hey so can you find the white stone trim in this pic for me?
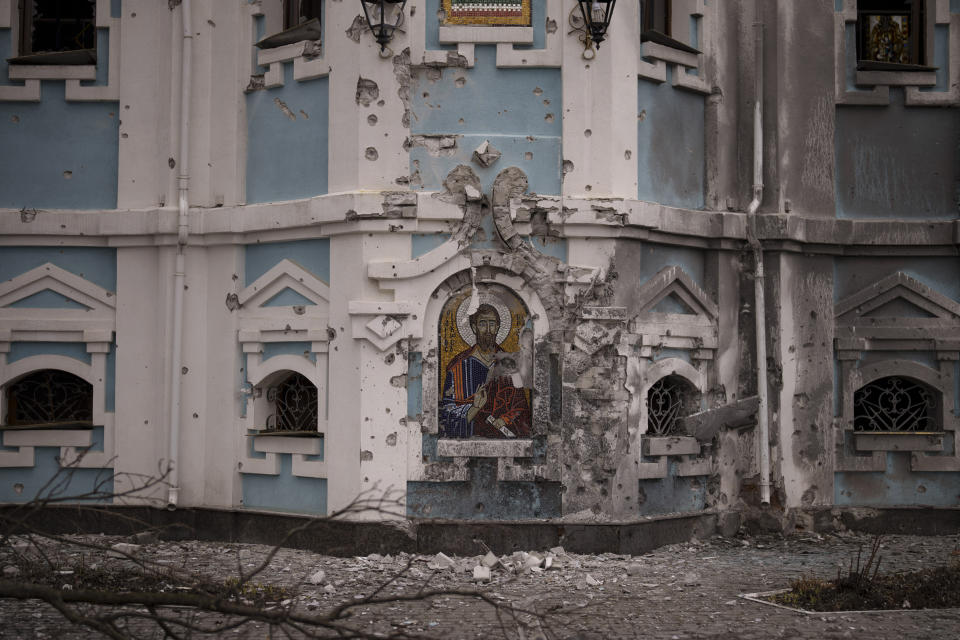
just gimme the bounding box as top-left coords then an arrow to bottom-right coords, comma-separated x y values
439,26 -> 532,44
3,429 -> 93,448
8,65 -> 96,80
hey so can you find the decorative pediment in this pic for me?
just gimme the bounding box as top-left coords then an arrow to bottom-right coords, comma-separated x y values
635,266 -> 718,321
238,259 -> 330,314
836,272 -> 960,327
0,263 -> 116,334
631,266 -> 718,354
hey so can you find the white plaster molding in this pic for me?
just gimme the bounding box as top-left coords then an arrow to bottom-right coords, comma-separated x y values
239,449 -> 281,475
290,453 -> 326,478
254,435 -> 323,455
634,265 -> 719,319
0,262 -> 116,310
437,439 -> 533,458
65,15 -> 120,102
0,78 -> 41,102
641,41 -> 698,68
0,445 -> 34,467
0,0 -> 13,29
495,0 -> 562,68
439,26 -> 532,44
3,429 -> 92,448
238,258 -> 330,308
9,65 -> 96,80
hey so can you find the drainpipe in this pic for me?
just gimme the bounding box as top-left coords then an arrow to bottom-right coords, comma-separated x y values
168,0 -> 193,508
746,19 -> 770,506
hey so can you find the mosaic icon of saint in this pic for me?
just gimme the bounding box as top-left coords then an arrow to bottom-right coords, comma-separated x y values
439,300 -> 532,439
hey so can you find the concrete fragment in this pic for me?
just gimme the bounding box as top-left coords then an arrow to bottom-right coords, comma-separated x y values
131,530 -> 159,545
108,542 -> 141,558
308,569 -> 326,585
427,552 -> 455,570
626,563 -> 644,576
481,551 -> 499,568
464,184 -> 482,201
472,140 -> 501,168
585,574 -> 602,586
523,553 -> 543,569
472,565 -> 491,582
323,583 -> 336,594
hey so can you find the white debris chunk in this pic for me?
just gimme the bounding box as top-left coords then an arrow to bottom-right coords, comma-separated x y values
473,565 -> 491,582
108,542 -> 141,558
427,552 -> 455,570
585,574 -> 602,587
481,551 -> 499,568
308,569 -> 326,585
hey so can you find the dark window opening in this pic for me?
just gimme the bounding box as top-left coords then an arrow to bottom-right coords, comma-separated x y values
19,0 -> 96,56
641,0 -> 671,37
283,0 -> 323,31
853,376 -> 940,432
640,0 -> 700,55
265,372 -> 318,432
856,0 -> 927,67
646,375 -> 698,437
4,369 -> 93,427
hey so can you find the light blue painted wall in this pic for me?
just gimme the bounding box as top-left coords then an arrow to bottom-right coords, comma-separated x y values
834,257 -> 960,302
411,233 -> 450,258
8,342 -> 91,365
639,243 -> 705,287
263,288 -> 315,307
0,447 -> 113,503
407,459 -> 561,519
920,25 -> 950,93
7,290 -> 89,309
530,236 -> 567,262
835,89 -> 958,219
835,452 -> 960,507
410,43 -> 562,196
262,341 -> 316,363
244,238 -> 330,285
0,81 -> 119,209
0,246 -> 117,291
246,64 -> 329,203
241,453 -> 327,514
637,67 -> 705,210
637,462 -> 706,515
407,351 -> 423,418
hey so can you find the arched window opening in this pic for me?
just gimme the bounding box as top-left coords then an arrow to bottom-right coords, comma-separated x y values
853,376 -> 940,432
4,370 -> 93,427
265,372 -> 318,432
646,375 -> 698,436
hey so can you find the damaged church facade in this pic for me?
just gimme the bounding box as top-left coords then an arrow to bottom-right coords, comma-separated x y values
1,0 -> 958,532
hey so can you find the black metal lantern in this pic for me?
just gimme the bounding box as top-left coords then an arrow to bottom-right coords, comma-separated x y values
577,0 -> 617,48
360,0 -> 407,53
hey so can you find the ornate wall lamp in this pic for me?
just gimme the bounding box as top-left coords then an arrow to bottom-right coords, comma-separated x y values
359,0 -> 407,56
577,0 -> 617,49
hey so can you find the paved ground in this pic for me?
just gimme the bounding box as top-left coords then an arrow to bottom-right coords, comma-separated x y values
1,530 -> 958,639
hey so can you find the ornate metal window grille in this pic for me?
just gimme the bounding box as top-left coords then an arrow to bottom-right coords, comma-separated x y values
853,376 -> 939,432
265,372 -> 318,432
646,376 -> 694,436
4,370 -> 93,426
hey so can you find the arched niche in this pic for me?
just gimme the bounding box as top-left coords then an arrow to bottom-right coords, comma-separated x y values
3,369 -> 93,427
414,269 -> 552,463
436,282 -> 533,440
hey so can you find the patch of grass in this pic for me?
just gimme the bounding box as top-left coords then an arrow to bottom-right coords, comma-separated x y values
769,536 -> 960,611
